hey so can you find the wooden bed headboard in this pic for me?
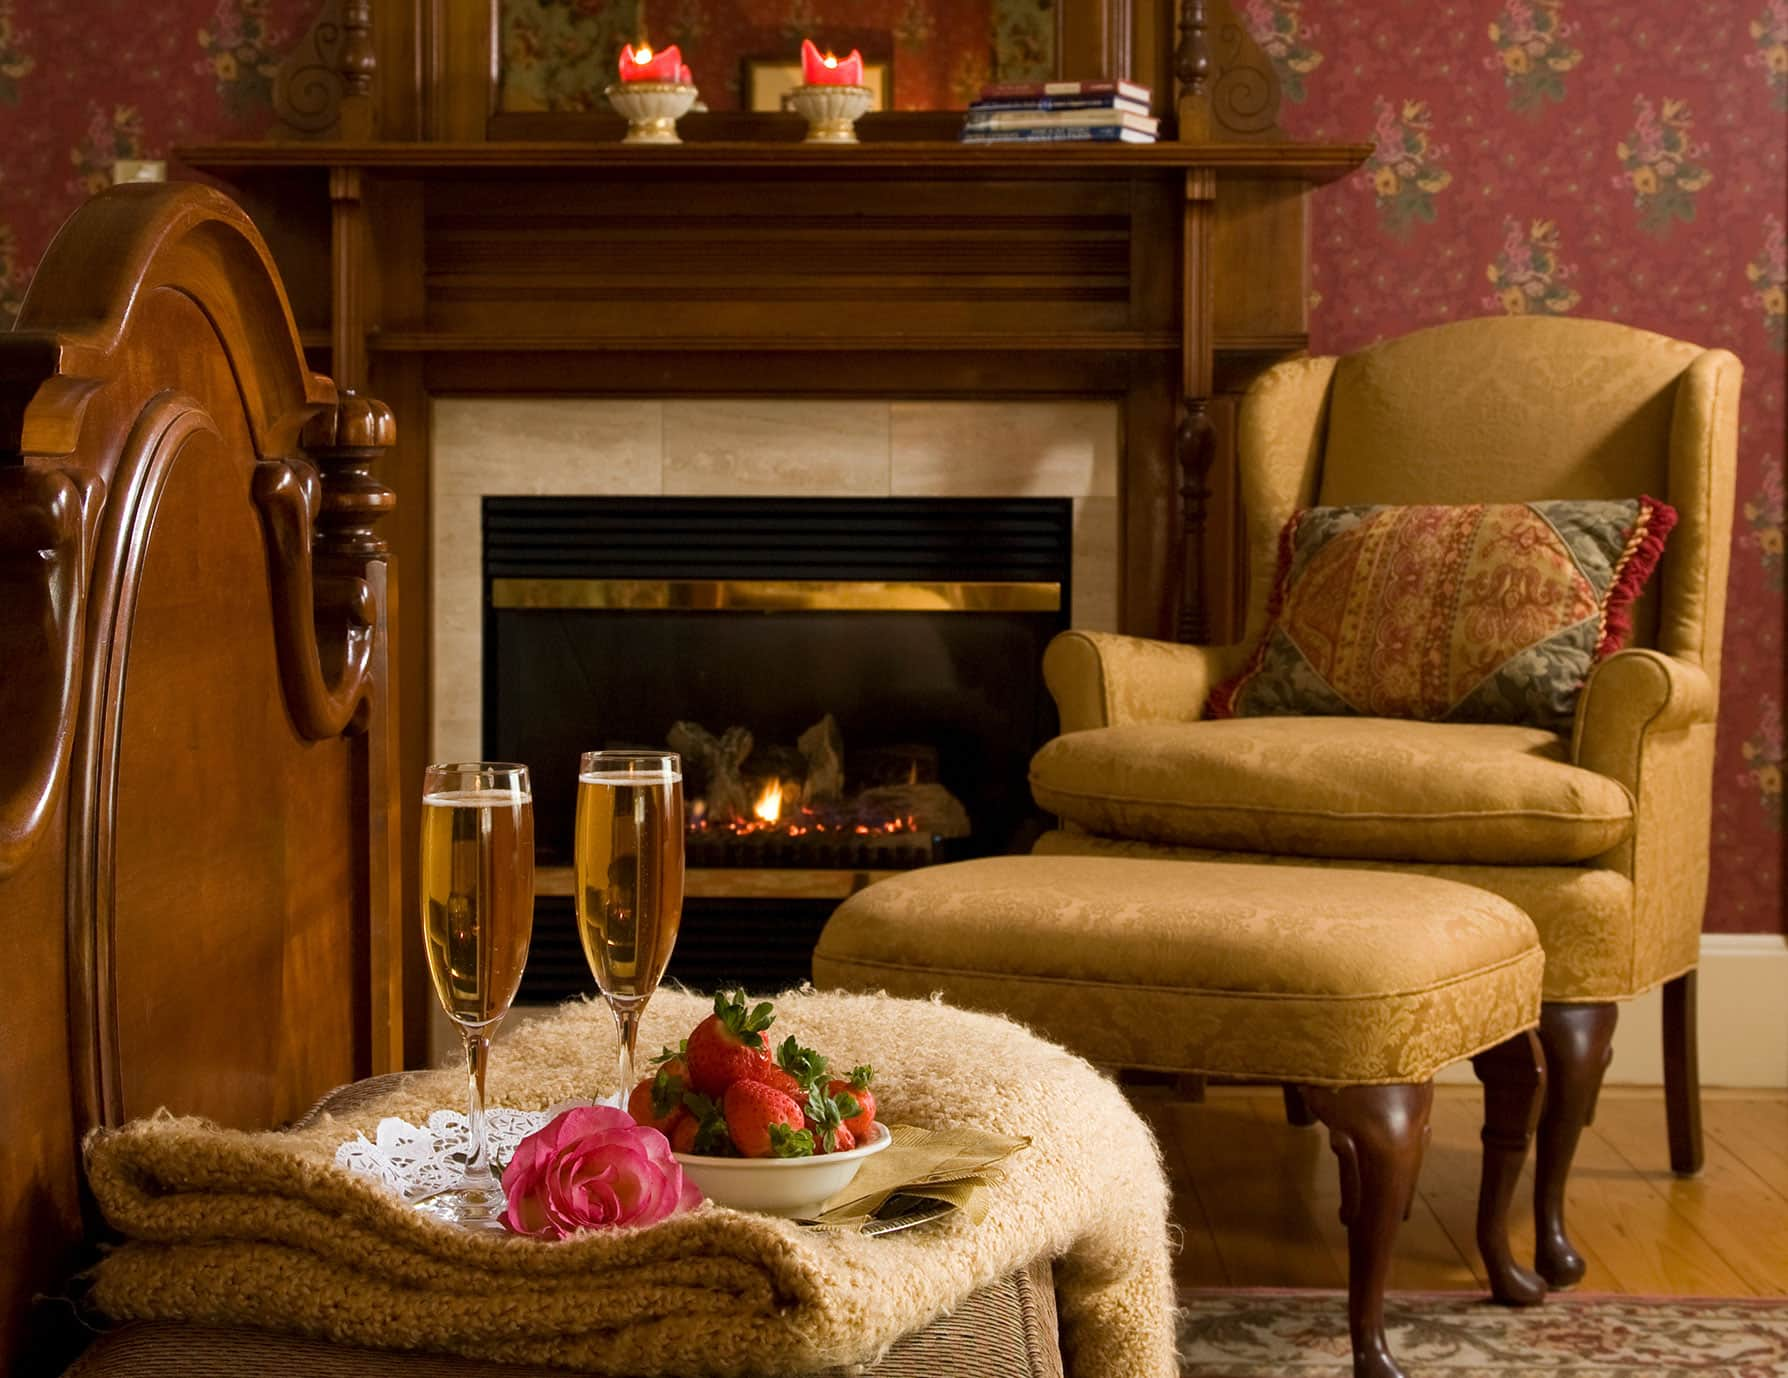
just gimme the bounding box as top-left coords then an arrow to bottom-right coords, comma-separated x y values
0,182 -> 402,1372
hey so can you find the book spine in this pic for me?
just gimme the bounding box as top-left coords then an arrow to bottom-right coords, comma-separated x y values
979,79 -> 1148,101
960,125 -> 1146,144
963,110 -> 1159,132
980,80 -> 1119,98
968,95 -> 1134,113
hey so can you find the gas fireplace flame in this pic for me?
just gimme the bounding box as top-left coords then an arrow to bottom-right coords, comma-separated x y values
753,779 -> 784,824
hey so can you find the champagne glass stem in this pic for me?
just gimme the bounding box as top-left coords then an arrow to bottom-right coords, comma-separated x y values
611,997 -> 646,1104
461,1027 -> 497,1192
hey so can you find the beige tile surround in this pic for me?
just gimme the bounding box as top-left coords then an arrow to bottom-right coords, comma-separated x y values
431,398 -> 1122,762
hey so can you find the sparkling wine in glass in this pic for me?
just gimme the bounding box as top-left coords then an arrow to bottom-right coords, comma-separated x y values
417,762 -> 534,1229
575,751 -> 685,1105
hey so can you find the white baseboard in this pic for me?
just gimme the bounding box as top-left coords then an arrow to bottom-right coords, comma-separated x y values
1438,932 -> 1788,1088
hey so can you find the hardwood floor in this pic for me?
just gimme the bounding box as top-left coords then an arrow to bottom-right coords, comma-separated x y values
1128,1083 -> 1788,1297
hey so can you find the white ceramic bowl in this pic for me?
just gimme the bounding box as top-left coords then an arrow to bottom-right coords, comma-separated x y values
675,1123 -> 891,1218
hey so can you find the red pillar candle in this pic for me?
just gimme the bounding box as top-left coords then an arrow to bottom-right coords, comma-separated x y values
800,38 -> 865,86
618,43 -> 686,83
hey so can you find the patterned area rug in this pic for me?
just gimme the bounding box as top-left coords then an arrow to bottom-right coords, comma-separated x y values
1176,1290 -> 1788,1376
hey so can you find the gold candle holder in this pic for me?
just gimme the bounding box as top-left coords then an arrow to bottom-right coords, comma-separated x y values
605,82 -> 699,144
785,84 -> 875,144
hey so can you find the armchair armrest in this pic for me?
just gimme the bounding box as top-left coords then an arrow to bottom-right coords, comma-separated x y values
1042,630 -> 1245,733
1572,648 -> 1715,783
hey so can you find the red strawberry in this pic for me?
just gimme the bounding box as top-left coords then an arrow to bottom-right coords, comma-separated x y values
673,1092 -> 732,1156
829,1123 -> 856,1154
742,1034 -> 828,1100
686,990 -> 775,1096
802,1083 -> 862,1154
626,1051 -> 693,1133
626,1077 -> 681,1133
722,1080 -> 810,1159
827,1065 -> 877,1140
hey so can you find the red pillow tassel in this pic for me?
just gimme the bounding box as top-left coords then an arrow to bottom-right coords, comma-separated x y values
1596,495 -> 1679,660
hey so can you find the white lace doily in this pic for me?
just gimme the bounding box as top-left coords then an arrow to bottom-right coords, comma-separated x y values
335,1107 -> 563,1201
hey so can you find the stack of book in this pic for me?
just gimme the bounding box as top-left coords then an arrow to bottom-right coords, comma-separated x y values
960,79 -> 1157,145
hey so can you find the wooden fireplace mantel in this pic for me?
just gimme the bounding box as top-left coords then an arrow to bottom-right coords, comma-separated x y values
173,0 -> 1368,1062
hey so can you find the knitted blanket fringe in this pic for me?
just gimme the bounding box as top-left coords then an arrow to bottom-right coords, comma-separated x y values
85,989 -> 1176,1378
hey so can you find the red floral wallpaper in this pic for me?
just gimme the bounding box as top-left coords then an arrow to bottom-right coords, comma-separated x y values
495,0 -> 1055,112
0,0 -> 1780,931
1246,0 -> 1786,935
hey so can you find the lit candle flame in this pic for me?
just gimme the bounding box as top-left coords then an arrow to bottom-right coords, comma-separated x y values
753,780 -> 784,824
823,53 -> 838,67
634,44 -> 653,61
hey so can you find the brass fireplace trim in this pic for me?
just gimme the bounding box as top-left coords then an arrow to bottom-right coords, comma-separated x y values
490,578 -> 1062,613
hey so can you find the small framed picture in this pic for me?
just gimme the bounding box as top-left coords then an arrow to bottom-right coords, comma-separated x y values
743,58 -> 892,113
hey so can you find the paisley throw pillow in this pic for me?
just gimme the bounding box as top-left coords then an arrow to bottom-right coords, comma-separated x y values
1207,498 -> 1677,732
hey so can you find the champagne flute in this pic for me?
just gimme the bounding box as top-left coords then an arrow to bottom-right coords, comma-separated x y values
417,762 -> 535,1229
575,750 -> 685,1105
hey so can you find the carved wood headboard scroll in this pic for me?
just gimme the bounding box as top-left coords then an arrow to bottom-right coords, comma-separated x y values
0,182 -> 401,1372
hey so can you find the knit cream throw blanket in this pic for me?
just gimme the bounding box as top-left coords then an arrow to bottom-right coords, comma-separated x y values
86,989 -> 1176,1377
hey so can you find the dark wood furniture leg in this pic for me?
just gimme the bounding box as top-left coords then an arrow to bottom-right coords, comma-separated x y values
1303,1082 -> 1434,1378
1534,1001 -> 1617,1288
1470,1031 -> 1549,1306
1663,971 -> 1704,1176
1283,1084 -> 1317,1126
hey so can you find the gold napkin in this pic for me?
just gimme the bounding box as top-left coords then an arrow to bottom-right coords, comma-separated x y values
805,1125 -> 1030,1232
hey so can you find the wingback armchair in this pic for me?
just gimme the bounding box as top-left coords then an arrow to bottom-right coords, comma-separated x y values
1030,316 -> 1740,1289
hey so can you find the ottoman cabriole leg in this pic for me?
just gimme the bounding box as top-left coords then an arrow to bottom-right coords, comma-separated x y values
1302,1081 -> 1435,1378
1534,1001 -> 1618,1289
1470,1030 -> 1549,1306
1282,1084 -> 1317,1126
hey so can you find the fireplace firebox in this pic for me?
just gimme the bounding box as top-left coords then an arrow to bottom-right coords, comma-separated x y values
484,496 -> 1072,998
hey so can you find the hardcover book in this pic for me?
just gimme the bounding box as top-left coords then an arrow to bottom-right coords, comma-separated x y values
963,109 -> 1161,134
978,79 -> 1152,103
959,125 -> 1157,144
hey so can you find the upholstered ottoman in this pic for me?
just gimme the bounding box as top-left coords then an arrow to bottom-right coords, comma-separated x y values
814,856 -> 1550,1378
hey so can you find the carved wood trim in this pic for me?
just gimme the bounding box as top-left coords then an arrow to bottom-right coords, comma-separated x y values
1174,0 -> 1283,141
253,391 -> 395,740
71,397 -> 227,1128
272,0 -> 377,140
0,464 -> 103,878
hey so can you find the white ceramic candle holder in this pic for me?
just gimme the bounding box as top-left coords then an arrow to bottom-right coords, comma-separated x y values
786,84 -> 875,144
605,82 -> 698,144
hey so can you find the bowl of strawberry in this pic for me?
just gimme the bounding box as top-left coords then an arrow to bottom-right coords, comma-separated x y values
625,990 -> 889,1218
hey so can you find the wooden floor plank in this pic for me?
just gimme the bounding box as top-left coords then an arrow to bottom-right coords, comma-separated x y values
1128,1086 -> 1785,1298
1589,1095 -> 1788,1296
1243,1089 -> 1482,1293
1131,1089 -> 1228,1288
1702,1099 -> 1788,1199
1173,1090 -> 1346,1289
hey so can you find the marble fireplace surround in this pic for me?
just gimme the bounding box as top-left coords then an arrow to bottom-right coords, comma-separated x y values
430,397 -> 1122,763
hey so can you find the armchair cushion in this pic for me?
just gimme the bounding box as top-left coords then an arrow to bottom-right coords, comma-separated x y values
1030,717 -> 1633,865
1209,497 -> 1677,731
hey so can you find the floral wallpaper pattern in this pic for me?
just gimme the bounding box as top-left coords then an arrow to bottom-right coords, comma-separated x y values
497,0 -> 1053,112
0,0 -> 1778,933
1486,0 -> 1581,113
1254,0 -> 1786,934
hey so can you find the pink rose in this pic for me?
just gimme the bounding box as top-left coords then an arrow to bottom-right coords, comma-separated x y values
502,1105 -> 701,1239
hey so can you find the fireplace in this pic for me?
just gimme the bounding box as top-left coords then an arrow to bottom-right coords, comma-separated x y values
483,495 -> 1071,997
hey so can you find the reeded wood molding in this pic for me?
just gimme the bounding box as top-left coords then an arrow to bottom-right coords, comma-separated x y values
175,139 -> 1371,181
254,390 -> 396,740
0,464 -> 103,877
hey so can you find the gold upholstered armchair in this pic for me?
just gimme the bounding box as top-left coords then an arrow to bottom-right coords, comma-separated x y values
1030,316 -> 1740,1290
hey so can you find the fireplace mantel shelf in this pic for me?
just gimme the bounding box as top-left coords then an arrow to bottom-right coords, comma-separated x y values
178,139 -> 1371,182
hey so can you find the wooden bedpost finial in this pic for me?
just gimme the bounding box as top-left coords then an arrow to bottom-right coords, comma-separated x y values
302,389 -> 396,565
